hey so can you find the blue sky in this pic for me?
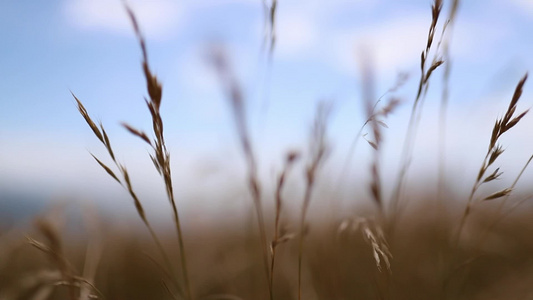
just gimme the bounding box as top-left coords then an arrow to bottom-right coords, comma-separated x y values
1,0 -> 533,218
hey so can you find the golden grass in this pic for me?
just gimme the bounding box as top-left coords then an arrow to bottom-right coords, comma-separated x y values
454,73 -> 529,249
297,102 -> 331,300
389,0 -> 448,226
3,205 -> 533,299
2,0 -> 533,299
209,46 -> 273,300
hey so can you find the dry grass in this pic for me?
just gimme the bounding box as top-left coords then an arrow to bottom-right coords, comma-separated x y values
2,1 -> 533,300
389,0 -> 447,225
209,46 -> 273,300
73,5 -> 192,300
297,102 -> 331,300
2,205 -> 533,300
270,151 -> 299,297
454,73 -> 529,249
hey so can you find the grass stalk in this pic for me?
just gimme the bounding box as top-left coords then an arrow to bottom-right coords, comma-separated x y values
270,152 -> 299,298
297,103 -> 330,300
123,6 -> 193,299
389,0 -> 445,227
437,0 -> 460,206
74,95 -> 185,298
472,153 -> 533,253
452,73 -> 529,249
210,48 -> 273,300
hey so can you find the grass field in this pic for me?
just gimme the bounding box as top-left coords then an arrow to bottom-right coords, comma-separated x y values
2,0 -> 533,299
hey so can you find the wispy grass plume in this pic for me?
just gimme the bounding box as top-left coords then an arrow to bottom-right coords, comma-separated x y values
453,73 -> 530,248
73,5 -> 193,299
209,46 -> 273,300
270,151 -> 299,297
123,6 -> 192,299
389,0 -> 446,225
297,102 -> 331,300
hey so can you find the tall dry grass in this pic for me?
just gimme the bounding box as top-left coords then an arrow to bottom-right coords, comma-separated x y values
73,5 -> 192,300
389,0 -> 449,228
2,1 -> 533,300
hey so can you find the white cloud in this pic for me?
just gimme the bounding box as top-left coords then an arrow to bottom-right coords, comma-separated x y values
510,0 -> 533,14
327,11 -> 511,76
266,0 -> 385,61
177,46 -> 220,94
276,13 -> 320,57
331,15 -> 429,75
270,0 -> 373,60
254,3 -> 433,73
176,42 -> 257,92
451,19 -> 510,63
63,0 -> 184,39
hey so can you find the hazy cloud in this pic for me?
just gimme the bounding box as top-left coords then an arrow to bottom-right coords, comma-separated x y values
63,0 -> 184,39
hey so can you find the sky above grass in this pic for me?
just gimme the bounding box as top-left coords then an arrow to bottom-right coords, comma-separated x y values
1,0 -> 533,218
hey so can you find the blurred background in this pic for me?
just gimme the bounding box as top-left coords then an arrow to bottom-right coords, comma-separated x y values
3,1 -> 533,299
1,0 -> 533,224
